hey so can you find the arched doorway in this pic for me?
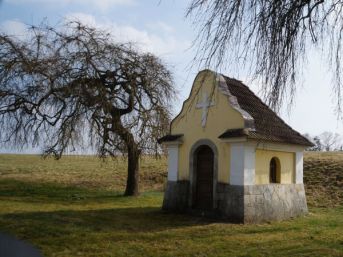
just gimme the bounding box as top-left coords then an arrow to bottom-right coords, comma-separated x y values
193,145 -> 214,210
269,157 -> 281,183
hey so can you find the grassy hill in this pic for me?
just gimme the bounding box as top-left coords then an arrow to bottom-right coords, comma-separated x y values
0,152 -> 342,256
0,152 -> 341,207
304,152 -> 343,207
0,154 -> 167,192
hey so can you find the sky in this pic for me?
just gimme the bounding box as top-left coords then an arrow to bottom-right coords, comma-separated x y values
0,0 -> 342,153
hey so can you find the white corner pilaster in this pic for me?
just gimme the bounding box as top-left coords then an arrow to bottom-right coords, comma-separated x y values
295,151 -> 303,184
244,144 -> 255,185
230,143 -> 256,185
167,144 -> 179,181
230,143 -> 245,185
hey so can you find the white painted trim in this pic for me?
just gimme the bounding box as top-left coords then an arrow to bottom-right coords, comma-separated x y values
230,143 -> 256,185
295,152 -> 304,184
167,145 -> 179,181
216,74 -> 255,130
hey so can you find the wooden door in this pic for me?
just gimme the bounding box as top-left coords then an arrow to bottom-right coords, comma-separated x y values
194,145 -> 214,210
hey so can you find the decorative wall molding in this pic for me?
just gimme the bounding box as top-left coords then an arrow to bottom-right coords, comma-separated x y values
253,141 -> 307,152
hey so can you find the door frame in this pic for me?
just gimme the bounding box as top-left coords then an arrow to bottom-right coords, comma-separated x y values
189,139 -> 218,210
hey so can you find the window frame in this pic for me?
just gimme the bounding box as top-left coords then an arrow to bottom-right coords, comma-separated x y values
269,157 -> 281,184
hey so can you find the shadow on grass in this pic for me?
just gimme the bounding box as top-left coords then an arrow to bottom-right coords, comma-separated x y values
0,179 -> 126,203
0,179 -> 211,237
2,179 -> 340,237
0,207 -> 211,236
2,206 -> 341,257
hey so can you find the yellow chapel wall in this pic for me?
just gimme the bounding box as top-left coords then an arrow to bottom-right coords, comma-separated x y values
255,149 -> 295,184
171,70 -> 244,183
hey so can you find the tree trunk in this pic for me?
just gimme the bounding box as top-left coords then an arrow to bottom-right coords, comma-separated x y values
124,145 -> 140,196
111,117 -> 140,196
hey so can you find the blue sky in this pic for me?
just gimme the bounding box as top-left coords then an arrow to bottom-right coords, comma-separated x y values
0,0 -> 342,143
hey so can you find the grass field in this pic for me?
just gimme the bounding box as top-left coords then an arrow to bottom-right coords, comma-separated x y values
304,152 -> 343,207
0,152 -> 342,257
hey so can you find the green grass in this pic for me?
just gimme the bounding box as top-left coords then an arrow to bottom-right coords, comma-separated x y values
0,154 -> 167,192
0,153 -> 342,256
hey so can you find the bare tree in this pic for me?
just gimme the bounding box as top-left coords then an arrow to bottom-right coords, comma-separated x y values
311,136 -> 323,151
0,21 -> 175,196
319,131 -> 342,151
187,0 -> 343,114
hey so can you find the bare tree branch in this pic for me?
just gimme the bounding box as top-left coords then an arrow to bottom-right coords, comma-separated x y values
0,21 -> 175,196
187,0 -> 343,115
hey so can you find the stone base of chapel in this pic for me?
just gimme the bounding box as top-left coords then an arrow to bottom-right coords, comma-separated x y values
162,181 -> 308,223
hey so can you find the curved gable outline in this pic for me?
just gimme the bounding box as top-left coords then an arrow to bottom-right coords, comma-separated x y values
216,74 -> 256,130
170,69 -> 215,132
170,69 -> 255,134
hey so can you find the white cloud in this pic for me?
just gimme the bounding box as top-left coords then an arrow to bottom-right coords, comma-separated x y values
65,13 -> 191,57
5,0 -> 136,10
0,19 -> 28,39
0,14 -> 191,57
147,21 -> 175,34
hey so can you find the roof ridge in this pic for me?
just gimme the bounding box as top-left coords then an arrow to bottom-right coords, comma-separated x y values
222,74 -> 313,146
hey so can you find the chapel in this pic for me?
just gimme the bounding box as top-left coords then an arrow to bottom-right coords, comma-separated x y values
158,70 -> 314,223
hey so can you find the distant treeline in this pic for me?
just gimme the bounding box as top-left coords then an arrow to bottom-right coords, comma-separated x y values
304,132 -> 343,151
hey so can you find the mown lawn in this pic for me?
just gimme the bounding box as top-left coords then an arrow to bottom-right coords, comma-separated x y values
0,153 -> 342,257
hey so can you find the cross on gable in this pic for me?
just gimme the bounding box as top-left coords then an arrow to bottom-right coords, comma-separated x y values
196,92 -> 215,127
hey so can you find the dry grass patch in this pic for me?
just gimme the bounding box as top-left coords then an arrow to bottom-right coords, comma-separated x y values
304,152 -> 343,207
0,154 -> 167,192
